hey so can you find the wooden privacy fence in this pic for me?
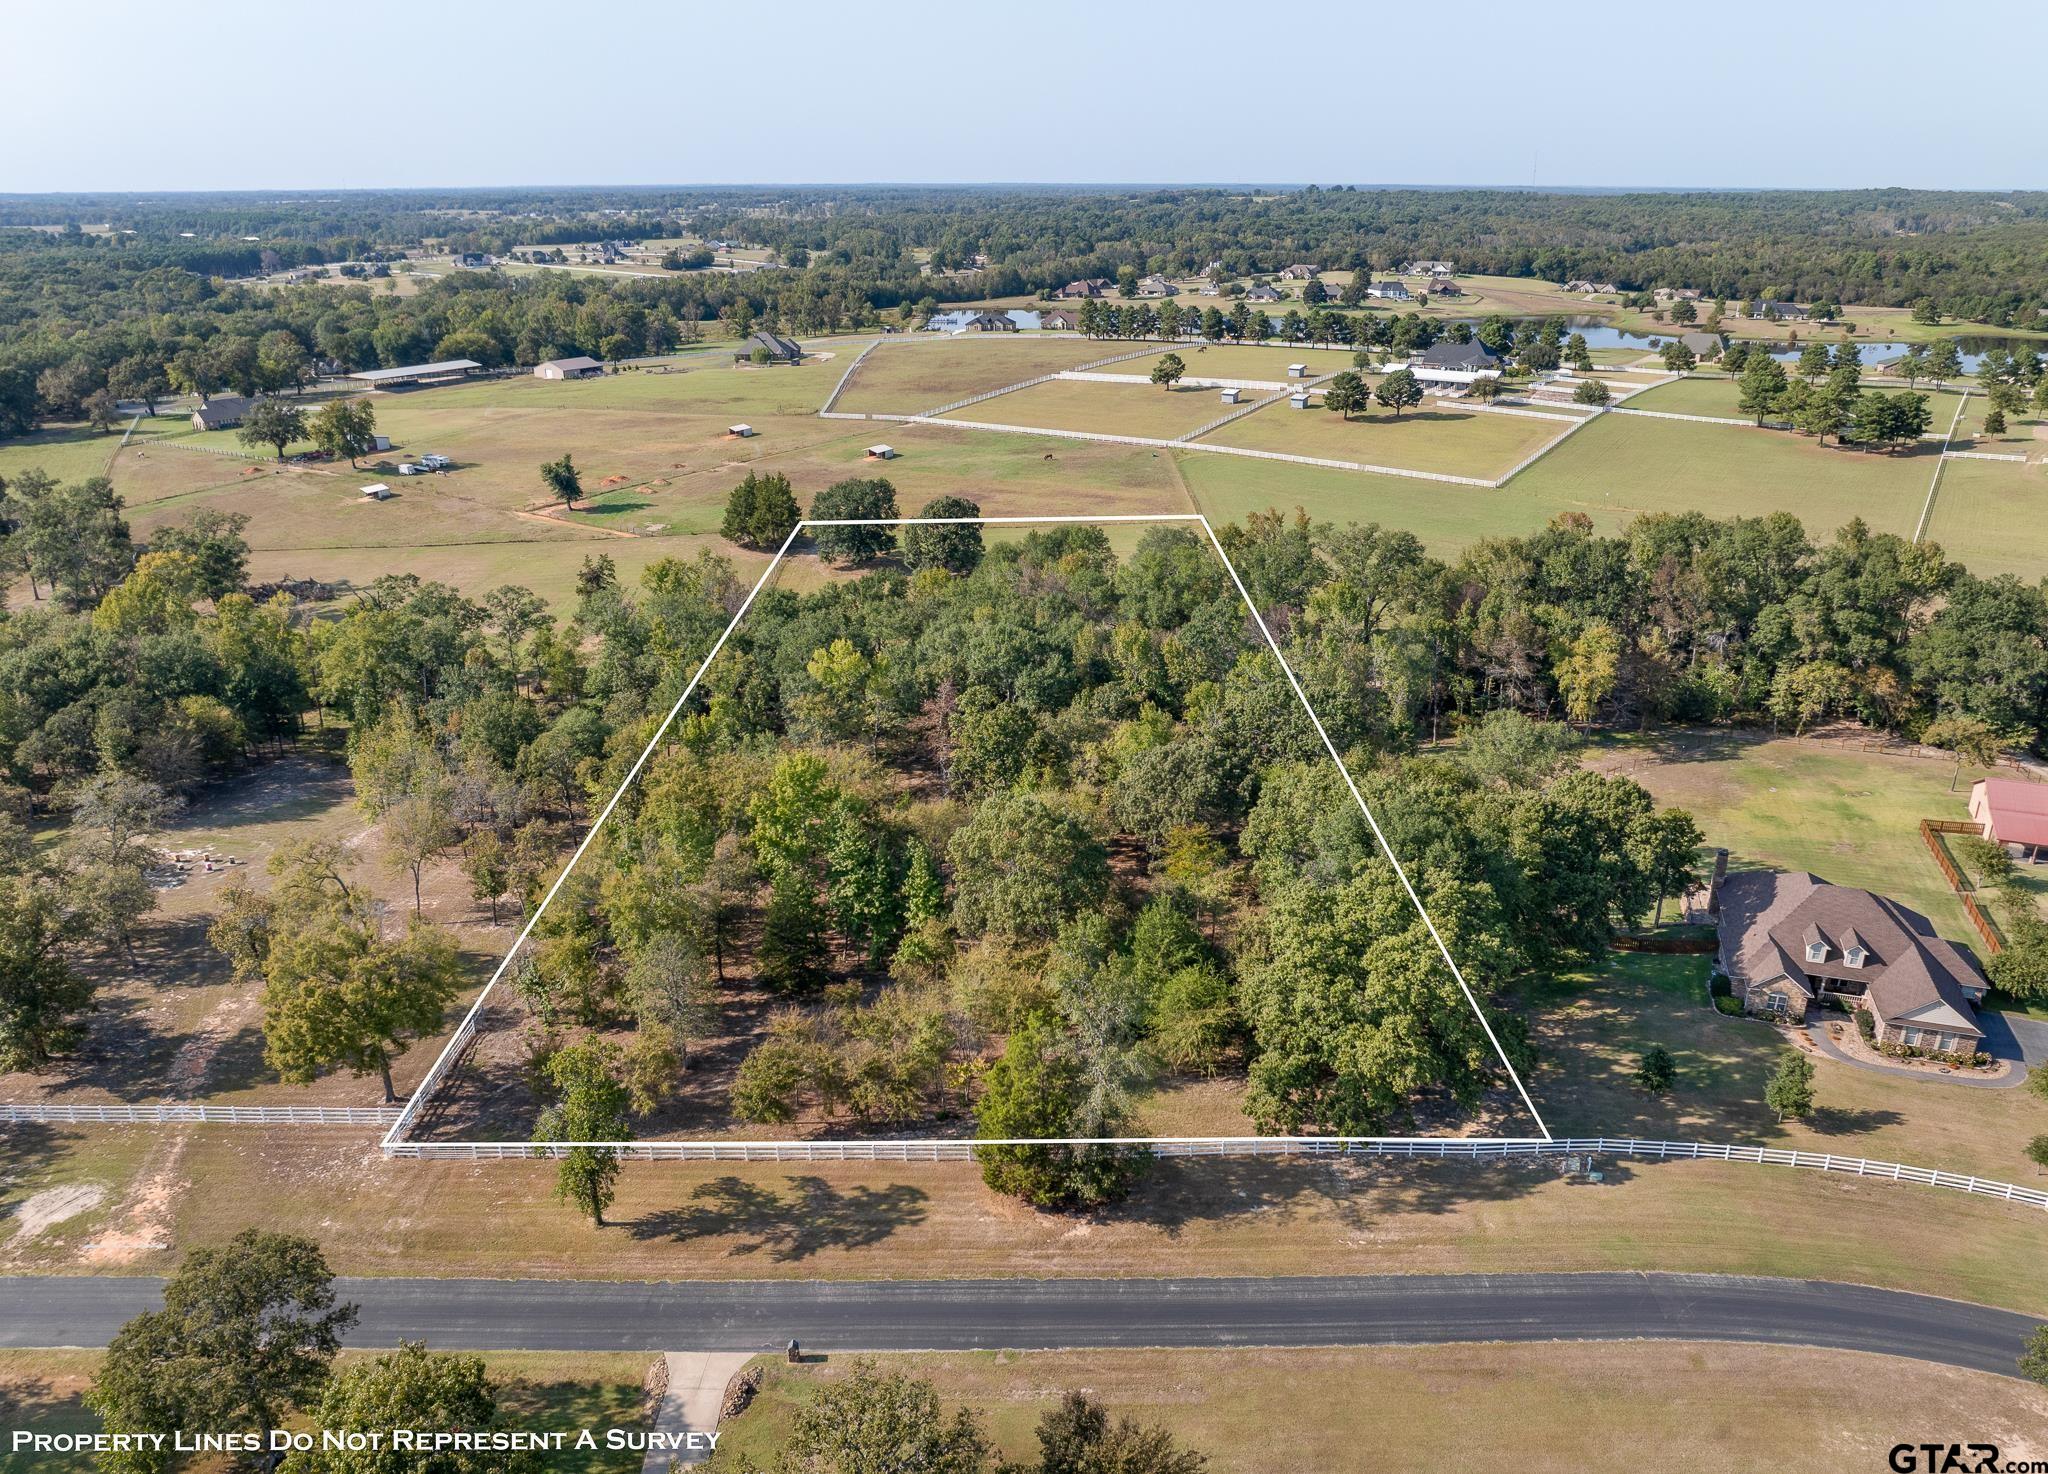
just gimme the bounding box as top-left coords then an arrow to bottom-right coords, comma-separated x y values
1919,818 -> 2005,955
2,1103 -> 402,1126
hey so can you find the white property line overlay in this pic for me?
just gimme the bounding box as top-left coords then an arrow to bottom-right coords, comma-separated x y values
383,512 -> 1550,1154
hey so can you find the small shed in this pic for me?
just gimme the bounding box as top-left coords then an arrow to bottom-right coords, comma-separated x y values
1289,391 -> 1311,409
1287,363 -> 1308,378
1219,387 -> 1242,404
865,444 -> 897,460
360,483 -> 392,500
728,423 -> 755,438
370,435 -> 392,452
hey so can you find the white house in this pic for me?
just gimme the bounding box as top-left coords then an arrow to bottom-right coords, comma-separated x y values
1407,340 -> 1504,388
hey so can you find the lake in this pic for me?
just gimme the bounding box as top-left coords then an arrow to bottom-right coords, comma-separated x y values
1549,321 -> 2013,375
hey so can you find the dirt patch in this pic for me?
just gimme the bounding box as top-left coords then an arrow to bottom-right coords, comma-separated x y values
82,1154 -> 186,1265
7,1184 -> 107,1243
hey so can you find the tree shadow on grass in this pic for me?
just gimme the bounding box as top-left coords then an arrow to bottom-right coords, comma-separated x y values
625,1174 -> 929,1261
1116,1152 -> 1557,1239
1801,1104 -> 1905,1137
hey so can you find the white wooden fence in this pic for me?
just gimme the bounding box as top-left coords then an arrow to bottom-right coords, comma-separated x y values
2,1102 -> 402,1126
375,1132 -> 2048,1209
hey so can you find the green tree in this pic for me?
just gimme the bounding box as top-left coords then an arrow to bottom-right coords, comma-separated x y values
1659,341 -> 1697,376
282,1342 -> 535,1474
1920,714 -> 2002,791
948,792 -> 1110,941
0,871 -> 95,1072
1323,370 -> 1369,420
720,469 -> 801,550
1925,339 -> 1963,386
1984,407 -> 2007,436
1635,1044 -> 1676,1092
309,397 -> 378,468
1036,1391 -> 1208,1474
1373,367 -> 1423,417
88,1231 -> 357,1472
261,916 -> 464,1100
1737,355 -> 1789,425
2028,1136 -> 2048,1175
540,452 -> 582,508
1149,352 -> 1185,390
236,400 -> 308,461
809,476 -> 899,564
534,1040 -> 632,1225
1573,378 -> 1612,406
1633,808 -> 1704,926
1765,1049 -> 1815,1122
975,1014 -> 1143,1209
2022,1325 -> 2048,1388
901,494 -> 985,575
783,1360 -> 991,1474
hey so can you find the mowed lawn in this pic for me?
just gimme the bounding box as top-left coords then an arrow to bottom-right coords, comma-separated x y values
1587,728 -> 2000,943
1505,412 -> 1935,542
1923,457 -> 2048,580
1111,343 -> 1360,383
0,421 -> 124,485
939,378 -> 1231,440
832,337 -> 1112,414
1178,452 -> 1571,553
1626,374 -> 1971,428
1201,399 -> 1572,480
1526,949 -> 2048,1184
713,1345 -> 2048,1474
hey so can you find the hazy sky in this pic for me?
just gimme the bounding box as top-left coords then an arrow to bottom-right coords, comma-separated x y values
4,0 -> 2044,194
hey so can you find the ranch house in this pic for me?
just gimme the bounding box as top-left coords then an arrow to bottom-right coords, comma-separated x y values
1408,340 -> 1502,388
190,395 -> 256,431
1715,870 -> 1988,1053
735,331 -> 804,364
1364,280 -> 1412,301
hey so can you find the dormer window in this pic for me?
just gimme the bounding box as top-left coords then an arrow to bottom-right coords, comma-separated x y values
1806,942 -> 1828,964
1845,946 -> 1867,968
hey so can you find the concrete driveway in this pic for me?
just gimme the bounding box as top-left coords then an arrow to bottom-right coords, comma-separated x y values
1804,1005 -> 2044,1090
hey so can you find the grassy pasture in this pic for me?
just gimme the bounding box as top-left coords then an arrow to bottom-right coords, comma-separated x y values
0,420 -> 126,486
3,1125 -> 2033,1312
713,1345 -> 2048,1474
1506,412 -> 1935,542
1526,949 -> 2048,1184
1178,453 -> 1571,553
1922,456 -> 2048,580
1201,398 -> 1571,480
940,378 -> 1235,440
832,337 -> 1112,414
1587,728 -> 1998,943
1625,375 -> 1971,425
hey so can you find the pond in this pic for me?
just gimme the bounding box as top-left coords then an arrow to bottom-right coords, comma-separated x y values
1544,321 -> 2017,375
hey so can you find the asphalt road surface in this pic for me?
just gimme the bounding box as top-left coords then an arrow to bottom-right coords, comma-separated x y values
1,1273 -> 2036,1378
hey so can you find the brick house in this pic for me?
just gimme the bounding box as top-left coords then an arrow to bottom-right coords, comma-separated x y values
1715,870 -> 1988,1052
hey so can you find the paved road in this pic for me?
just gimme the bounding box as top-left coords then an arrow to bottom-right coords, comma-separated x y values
0,1274 -> 2037,1378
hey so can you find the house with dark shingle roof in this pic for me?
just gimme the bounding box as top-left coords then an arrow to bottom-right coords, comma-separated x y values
734,331 -> 803,365
1714,870 -> 1988,1051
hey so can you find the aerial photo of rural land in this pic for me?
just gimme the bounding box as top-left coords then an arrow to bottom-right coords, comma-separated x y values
3,2 -> 2048,1470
